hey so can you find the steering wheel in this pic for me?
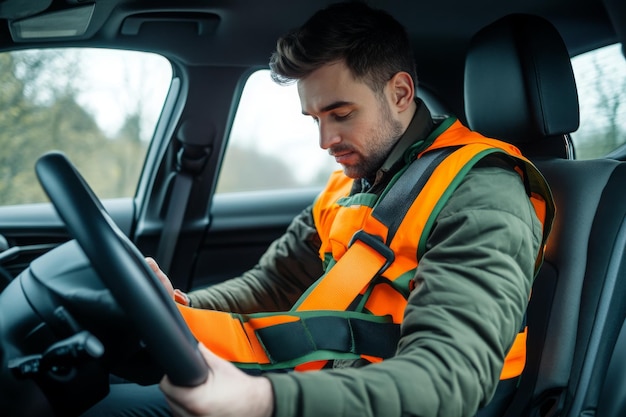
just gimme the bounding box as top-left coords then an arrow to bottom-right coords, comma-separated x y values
35,151 -> 209,387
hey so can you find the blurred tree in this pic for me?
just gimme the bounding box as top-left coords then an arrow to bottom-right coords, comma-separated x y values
0,51 -> 64,204
104,113 -> 147,197
0,49 -> 147,204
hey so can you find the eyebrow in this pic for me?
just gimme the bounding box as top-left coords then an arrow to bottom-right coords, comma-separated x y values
302,100 -> 354,116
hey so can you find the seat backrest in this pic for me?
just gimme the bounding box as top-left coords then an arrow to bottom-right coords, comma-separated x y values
465,13 -> 626,417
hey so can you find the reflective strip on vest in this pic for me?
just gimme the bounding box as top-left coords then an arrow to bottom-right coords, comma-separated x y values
176,307 -> 400,370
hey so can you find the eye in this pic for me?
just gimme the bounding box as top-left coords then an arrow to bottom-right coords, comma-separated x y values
333,112 -> 352,121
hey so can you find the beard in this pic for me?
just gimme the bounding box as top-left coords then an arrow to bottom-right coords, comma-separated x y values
337,99 -> 404,179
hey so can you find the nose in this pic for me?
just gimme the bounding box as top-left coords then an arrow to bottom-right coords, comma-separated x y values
318,121 -> 341,150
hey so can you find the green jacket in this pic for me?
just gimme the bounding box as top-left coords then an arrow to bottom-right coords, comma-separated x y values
189,101 -> 545,417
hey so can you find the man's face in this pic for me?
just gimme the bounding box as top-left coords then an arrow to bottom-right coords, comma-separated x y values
297,61 -> 404,179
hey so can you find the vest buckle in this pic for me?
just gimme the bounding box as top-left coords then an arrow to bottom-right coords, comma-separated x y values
348,230 -> 395,274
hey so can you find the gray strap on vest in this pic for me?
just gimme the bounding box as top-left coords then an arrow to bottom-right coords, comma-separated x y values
372,147 -> 457,244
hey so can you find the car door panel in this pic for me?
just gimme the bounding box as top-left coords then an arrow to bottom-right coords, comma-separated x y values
190,187 -> 319,290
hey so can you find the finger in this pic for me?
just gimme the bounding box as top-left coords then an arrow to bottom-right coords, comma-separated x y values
145,257 -> 160,272
145,257 -> 175,297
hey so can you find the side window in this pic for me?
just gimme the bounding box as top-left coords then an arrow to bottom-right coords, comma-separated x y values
570,44 -> 626,159
0,48 -> 171,205
217,70 -> 338,193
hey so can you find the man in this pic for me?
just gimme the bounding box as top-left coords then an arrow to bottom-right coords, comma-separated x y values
87,2 -> 553,416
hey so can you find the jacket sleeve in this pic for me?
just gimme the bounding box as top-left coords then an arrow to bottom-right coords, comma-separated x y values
265,162 -> 544,417
187,206 -> 324,313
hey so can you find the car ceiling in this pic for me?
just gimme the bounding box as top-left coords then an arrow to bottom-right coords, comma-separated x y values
0,0 -> 622,117
0,0 -> 618,57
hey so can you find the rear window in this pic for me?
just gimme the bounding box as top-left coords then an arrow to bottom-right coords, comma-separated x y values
217,70 -> 337,193
570,43 -> 626,159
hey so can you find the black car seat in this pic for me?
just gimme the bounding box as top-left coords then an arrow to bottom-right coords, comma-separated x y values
465,13 -> 626,417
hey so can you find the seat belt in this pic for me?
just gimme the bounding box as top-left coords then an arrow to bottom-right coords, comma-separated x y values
156,171 -> 193,275
156,122 -> 212,276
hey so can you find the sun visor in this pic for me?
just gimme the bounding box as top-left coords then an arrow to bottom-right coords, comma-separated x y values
9,4 -> 94,41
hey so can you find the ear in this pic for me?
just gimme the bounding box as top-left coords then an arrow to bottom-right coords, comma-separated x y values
387,71 -> 415,112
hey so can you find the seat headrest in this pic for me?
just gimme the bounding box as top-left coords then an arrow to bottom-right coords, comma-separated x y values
464,14 -> 580,148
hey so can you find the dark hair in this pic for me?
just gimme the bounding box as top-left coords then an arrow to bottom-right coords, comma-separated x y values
269,1 -> 417,93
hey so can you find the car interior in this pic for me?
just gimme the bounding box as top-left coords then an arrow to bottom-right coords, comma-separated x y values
0,0 -> 624,416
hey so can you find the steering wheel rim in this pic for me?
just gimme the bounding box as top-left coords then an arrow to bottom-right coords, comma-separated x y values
35,151 -> 209,387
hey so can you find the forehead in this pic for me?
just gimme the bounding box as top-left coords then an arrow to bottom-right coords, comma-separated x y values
297,61 -> 376,114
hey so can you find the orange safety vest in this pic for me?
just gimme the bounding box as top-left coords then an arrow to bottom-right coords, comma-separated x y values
177,118 -> 555,379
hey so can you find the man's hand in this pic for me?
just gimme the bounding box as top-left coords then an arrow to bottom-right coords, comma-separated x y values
160,343 -> 274,417
146,257 -> 175,299
146,257 -> 193,305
